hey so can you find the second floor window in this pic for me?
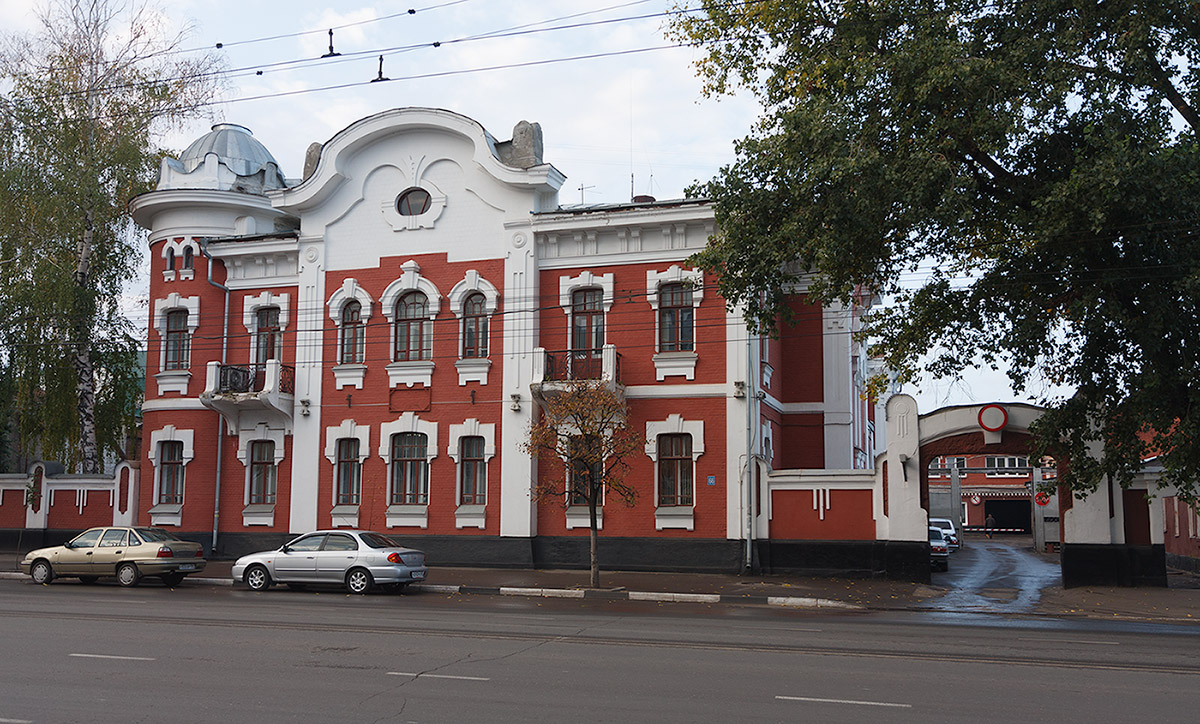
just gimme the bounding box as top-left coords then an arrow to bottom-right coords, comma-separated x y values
249,441 -> 277,504
571,289 -> 604,378
159,440 -> 184,505
165,310 -> 190,370
394,292 -> 431,361
658,434 -> 693,506
390,432 -> 429,505
340,301 -> 365,364
461,292 -> 488,358
336,438 -> 361,505
459,436 -> 486,505
256,307 -> 282,364
659,283 -> 694,352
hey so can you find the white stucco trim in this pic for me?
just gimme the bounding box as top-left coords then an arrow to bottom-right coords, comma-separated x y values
448,418 -> 495,530
326,277 -> 375,323
645,265 -> 704,309
152,292 -> 201,376
323,419 -> 371,465
236,423 -> 286,527
378,412 -> 439,462
379,260 -> 443,319
645,414 -> 704,531
147,425 -> 194,527
558,271 -> 614,312
241,290 -> 291,335
447,270 -> 500,316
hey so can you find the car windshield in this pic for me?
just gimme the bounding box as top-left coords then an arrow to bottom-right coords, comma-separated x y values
360,532 -> 399,549
929,528 -> 945,541
134,528 -> 182,542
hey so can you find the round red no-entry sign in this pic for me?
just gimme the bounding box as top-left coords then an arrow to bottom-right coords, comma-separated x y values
978,404 -> 1008,432
1034,491 -> 1051,506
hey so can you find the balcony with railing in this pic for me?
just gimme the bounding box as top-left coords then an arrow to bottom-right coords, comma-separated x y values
200,359 -> 296,432
531,345 -> 623,402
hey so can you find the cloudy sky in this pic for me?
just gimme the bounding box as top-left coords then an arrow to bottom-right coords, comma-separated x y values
1,0 -> 1063,410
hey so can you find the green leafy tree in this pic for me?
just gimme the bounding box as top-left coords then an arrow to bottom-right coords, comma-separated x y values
523,380 -> 645,588
669,0 -> 1200,498
0,0 -> 221,472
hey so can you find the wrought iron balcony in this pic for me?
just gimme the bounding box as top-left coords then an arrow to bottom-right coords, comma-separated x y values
531,345 -> 623,403
200,359 -> 296,433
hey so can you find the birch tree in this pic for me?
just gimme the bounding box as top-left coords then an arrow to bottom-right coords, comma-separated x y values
0,0 -> 221,472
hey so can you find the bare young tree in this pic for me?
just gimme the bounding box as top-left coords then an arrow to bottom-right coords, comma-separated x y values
524,380 -> 645,588
0,1 -> 222,472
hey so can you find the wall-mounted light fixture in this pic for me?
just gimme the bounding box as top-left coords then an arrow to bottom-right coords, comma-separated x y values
510,393 -> 522,412
733,381 -> 746,398
300,399 -> 311,416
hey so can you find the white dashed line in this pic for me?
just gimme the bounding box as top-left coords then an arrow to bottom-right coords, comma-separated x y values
387,672 -> 490,681
777,695 -> 912,708
0,717 -> 34,723
69,653 -> 155,661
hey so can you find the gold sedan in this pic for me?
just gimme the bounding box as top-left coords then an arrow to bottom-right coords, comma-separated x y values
20,526 -> 206,587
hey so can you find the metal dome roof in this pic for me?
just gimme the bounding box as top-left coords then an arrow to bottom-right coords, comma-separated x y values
178,123 -> 285,185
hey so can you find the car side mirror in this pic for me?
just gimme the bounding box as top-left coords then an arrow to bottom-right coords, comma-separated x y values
280,545 -> 290,553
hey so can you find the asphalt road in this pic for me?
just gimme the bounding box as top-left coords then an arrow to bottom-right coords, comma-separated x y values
1,578 -> 1198,724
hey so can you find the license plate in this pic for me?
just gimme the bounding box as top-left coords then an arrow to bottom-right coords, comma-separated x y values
178,564 -> 196,571
411,570 -> 425,580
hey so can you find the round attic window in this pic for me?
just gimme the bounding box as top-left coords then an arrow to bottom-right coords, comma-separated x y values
396,188 -> 432,216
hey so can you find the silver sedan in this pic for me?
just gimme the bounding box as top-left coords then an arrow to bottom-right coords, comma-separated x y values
232,530 -> 427,594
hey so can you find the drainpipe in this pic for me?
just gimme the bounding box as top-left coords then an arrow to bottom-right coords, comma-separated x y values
744,326 -> 756,571
200,239 -> 230,555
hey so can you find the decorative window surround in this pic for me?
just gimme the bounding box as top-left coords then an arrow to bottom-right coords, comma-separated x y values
647,266 -> 704,380
761,362 -> 774,388
333,363 -> 368,390
237,423 -> 286,527
152,293 -> 200,394
566,506 -> 602,530
449,419 -> 495,529
327,278 -> 375,378
380,168 -> 447,231
380,412 -> 437,529
646,414 -> 705,531
558,271 -> 614,313
386,360 -> 436,387
242,291 -> 290,349
160,238 -> 198,283
147,425 -> 194,526
331,504 -> 359,528
449,271 -> 499,385
326,421 -> 368,526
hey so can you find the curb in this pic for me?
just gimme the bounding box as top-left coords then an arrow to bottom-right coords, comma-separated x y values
0,571 -> 859,609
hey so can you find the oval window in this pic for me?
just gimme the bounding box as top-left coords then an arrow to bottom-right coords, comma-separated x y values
396,188 -> 432,216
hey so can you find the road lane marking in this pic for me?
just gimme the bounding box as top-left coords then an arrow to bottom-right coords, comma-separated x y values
0,717 -> 34,723
777,695 -> 911,709
69,653 -> 155,661
387,672 -> 490,681
1018,638 -> 1119,646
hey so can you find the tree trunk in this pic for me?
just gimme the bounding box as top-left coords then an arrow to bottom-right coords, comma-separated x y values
74,210 -> 98,474
588,491 -> 599,588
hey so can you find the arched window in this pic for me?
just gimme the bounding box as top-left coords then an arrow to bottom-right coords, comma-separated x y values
164,310 -> 190,370
658,283 -> 694,352
181,246 -> 194,270
461,292 -> 488,358
459,436 -> 486,505
165,248 -> 176,272
657,433 -> 693,506
339,300 -> 364,364
394,292 -> 431,361
570,288 -> 604,378
158,440 -> 184,504
336,438 -> 361,505
249,441 -> 277,504
390,432 -> 429,504
255,306 -> 282,363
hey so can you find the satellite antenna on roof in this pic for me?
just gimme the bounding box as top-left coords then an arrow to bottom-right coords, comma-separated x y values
578,184 -> 595,204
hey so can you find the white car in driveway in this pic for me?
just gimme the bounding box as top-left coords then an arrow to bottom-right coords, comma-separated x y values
232,530 -> 427,594
929,517 -> 960,549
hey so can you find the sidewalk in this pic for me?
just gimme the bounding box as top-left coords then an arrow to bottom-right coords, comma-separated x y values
4,552 -> 1200,623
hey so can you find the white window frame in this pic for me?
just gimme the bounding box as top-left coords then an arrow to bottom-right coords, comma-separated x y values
324,419 -> 371,527
379,412 -> 438,528
327,278 -> 375,389
242,291 -> 290,364
645,414 -> 705,530
236,424 -> 286,526
646,266 -> 703,380
448,418 -> 495,529
147,425 -> 194,526
448,270 -> 500,385
380,261 -> 441,388
160,238 -> 198,282
152,292 -> 201,395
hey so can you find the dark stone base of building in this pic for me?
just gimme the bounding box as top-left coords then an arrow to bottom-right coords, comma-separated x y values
756,539 -> 931,583
2,528 -> 930,582
1167,552 -> 1200,574
1061,543 -> 1167,587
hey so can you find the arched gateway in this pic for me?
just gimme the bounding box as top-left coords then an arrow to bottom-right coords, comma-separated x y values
884,395 -> 1168,587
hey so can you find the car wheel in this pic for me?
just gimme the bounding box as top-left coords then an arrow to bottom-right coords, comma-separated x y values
79,575 -> 99,585
345,567 -> 374,595
244,564 -> 271,592
116,562 -> 141,587
30,560 -> 53,585
161,573 -> 185,587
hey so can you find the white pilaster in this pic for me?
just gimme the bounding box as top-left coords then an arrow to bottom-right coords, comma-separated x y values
288,237 -> 326,533
499,226 -> 538,537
